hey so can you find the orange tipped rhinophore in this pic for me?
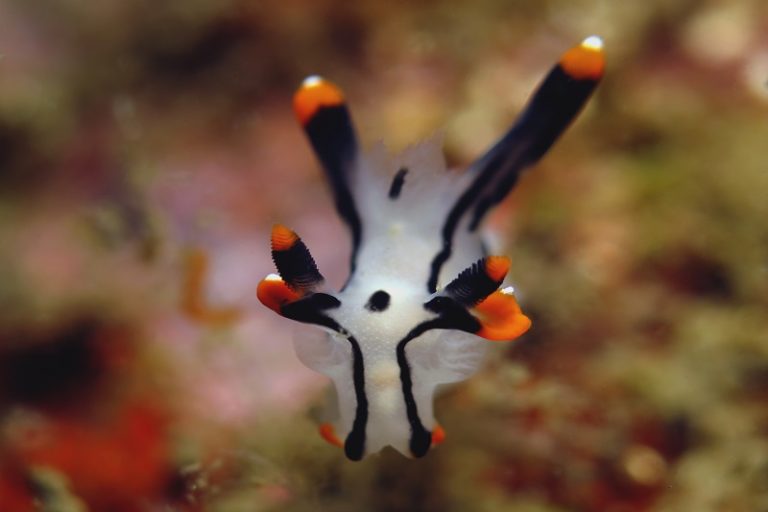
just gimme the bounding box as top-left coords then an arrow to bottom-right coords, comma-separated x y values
293,76 -> 346,126
271,224 -> 299,252
485,255 -> 511,283
559,35 -> 605,80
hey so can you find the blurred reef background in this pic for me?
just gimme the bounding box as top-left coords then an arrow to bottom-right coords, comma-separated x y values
1,0 -> 767,510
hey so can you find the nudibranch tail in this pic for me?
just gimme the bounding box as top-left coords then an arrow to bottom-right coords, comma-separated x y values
294,76 -> 362,275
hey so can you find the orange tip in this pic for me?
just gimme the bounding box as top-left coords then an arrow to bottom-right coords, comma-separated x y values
319,423 -> 344,448
271,224 -> 299,252
474,287 -> 532,341
485,255 -> 511,283
431,424 -> 446,446
293,76 -> 346,125
559,35 -> 605,81
257,274 -> 300,313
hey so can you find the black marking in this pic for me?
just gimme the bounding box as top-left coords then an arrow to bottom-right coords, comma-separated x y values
443,258 -> 503,307
388,167 -> 408,199
426,159 -> 508,292
272,237 -> 324,293
466,65 -> 600,229
303,105 -> 363,279
280,292 -> 341,326
426,60 -> 600,293
342,333 -> 367,461
281,293 -> 368,461
396,300 -> 481,458
426,182 -> 484,293
396,320 -> 440,458
365,290 -> 390,312
422,297 -> 482,332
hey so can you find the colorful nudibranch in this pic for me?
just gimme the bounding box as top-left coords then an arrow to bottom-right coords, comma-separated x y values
258,36 -> 604,460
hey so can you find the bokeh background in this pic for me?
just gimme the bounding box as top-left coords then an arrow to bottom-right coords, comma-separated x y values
1,0 -> 767,510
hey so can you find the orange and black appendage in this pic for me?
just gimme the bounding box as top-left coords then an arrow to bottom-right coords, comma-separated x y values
293,77 -> 363,273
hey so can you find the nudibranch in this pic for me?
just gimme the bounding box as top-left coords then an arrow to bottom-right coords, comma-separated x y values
258,36 -> 604,460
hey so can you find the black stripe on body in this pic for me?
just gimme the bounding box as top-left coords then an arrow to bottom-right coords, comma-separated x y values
272,239 -> 324,292
303,105 -> 363,277
342,335 -> 368,460
426,176 -> 488,292
397,301 -> 481,457
388,167 -> 408,199
426,64 -> 600,293
281,293 -> 368,461
396,321 -> 439,458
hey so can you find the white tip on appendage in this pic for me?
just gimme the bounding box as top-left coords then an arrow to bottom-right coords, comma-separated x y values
501,286 -> 516,296
303,75 -> 324,87
265,273 -> 282,281
582,35 -> 604,50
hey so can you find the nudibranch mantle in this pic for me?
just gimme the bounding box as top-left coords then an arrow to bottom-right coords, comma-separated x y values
258,36 -> 604,460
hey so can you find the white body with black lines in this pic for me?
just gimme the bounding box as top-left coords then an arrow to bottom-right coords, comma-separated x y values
258,36 -> 604,460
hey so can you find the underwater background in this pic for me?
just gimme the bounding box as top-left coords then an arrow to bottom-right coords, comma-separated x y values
1,0 -> 767,510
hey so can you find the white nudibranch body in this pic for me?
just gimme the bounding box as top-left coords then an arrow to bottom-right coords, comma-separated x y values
258,36 -> 604,460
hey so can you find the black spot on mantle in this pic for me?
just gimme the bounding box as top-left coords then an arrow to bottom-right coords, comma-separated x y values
388,168 -> 408,199
365,290 -> 390,312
